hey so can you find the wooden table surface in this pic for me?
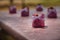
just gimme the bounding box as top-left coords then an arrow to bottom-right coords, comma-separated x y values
0,8 -> 60,40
